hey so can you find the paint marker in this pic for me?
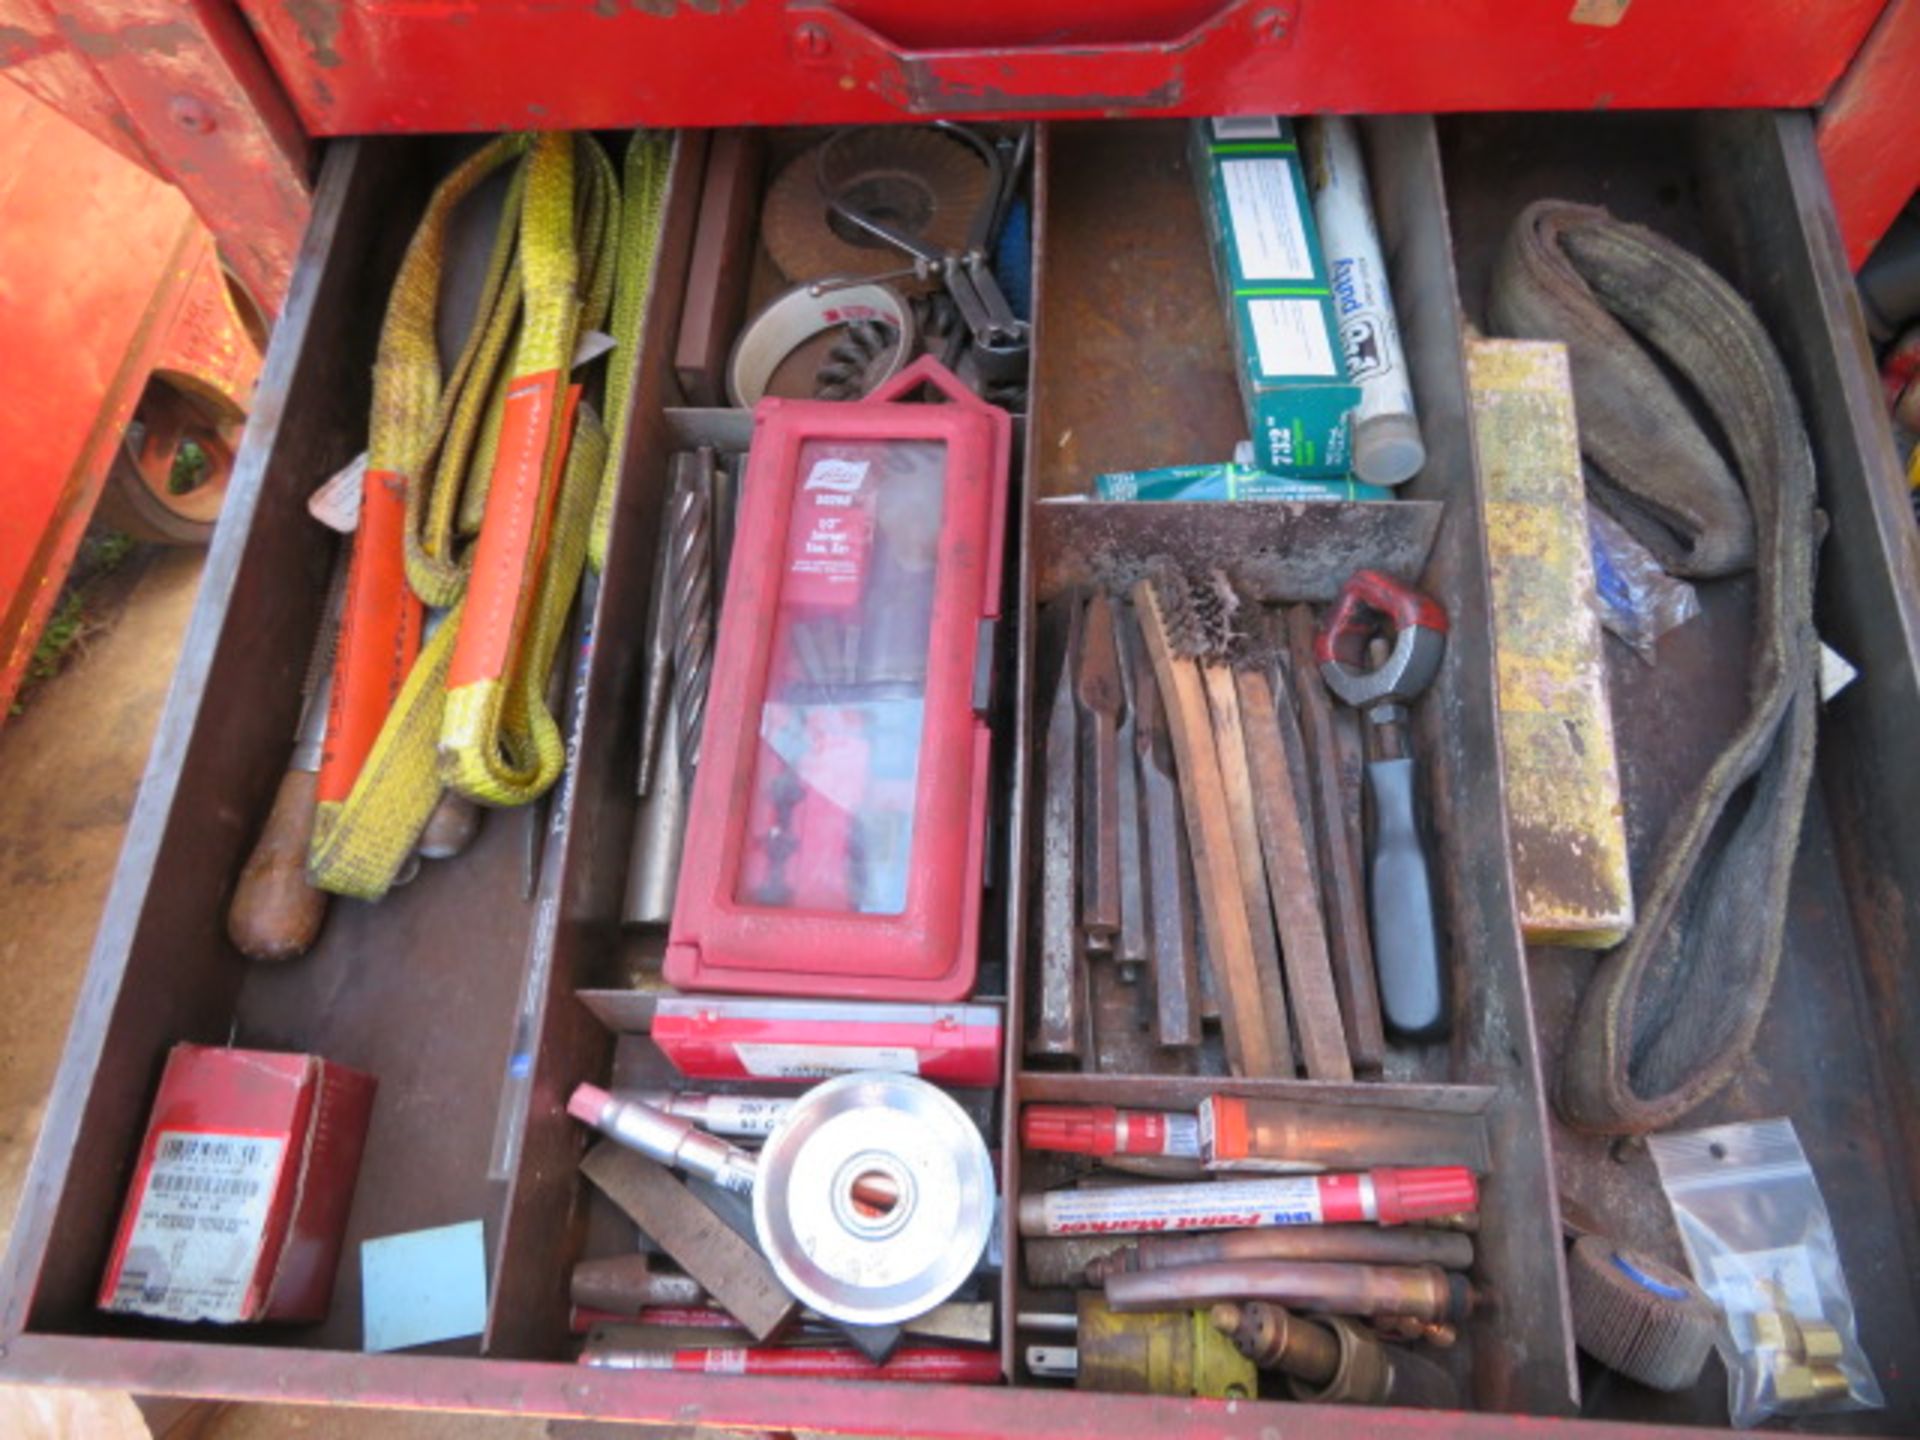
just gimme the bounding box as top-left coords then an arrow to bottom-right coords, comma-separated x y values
1016,1167 -> 1477,1237
1021,1105 -> 1202,1159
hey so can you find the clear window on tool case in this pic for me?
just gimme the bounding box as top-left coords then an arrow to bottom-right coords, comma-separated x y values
736,437 -> 948,916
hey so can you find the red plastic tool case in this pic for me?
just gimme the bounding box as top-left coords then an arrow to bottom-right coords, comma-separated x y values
666,357 -> 1011,999
651,996 -> 1004,1086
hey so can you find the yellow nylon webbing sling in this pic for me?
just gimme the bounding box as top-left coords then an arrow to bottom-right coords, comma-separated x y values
311,131 -> 665,901
312,134 -> 529,889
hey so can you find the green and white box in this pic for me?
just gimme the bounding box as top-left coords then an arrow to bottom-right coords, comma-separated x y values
1192,116 -> 1361,478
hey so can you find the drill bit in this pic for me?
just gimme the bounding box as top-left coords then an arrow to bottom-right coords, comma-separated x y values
666,450 -> 714,779
713,446 -> 741,593
634,503 -> 676,798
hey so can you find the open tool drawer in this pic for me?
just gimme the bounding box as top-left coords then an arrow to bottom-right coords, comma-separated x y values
0,108 -> 1914,1439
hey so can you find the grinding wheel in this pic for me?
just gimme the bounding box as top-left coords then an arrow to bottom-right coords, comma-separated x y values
763,128 -> 991,288
1567,1235 -> 1719,1392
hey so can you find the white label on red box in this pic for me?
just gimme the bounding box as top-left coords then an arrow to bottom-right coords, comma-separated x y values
733,1042 -> 920,1080
105,1130 -> 286,1322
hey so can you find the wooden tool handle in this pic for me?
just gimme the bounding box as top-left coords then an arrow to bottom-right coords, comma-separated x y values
418,791 -> 483,859
228,768 -> 330,961
1132,580 -> 1280,1077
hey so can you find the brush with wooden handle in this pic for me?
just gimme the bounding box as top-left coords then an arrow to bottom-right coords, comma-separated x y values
228,555 -> 348,961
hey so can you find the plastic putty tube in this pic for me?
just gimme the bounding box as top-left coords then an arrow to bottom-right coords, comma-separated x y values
1304,117 -> 1426,486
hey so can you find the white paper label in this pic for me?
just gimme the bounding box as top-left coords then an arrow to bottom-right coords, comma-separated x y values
1819,642 -> 1858,701
1708,1246 -> 1824,1351
1248,297 -> 1339,378
1212,116 -> 1282,141
732,1042 -> 920,1080
1221,158 -> 1314,281
107,1130 -> 287,1322
308,452 -> 367,534
572,329 -> 617,368
1035,1176 -> 1324,1236
697,1096 -> 793,1137
1154,1114 -> 1202,1158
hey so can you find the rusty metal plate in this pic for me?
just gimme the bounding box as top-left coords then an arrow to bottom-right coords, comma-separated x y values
1032,498 -> 1443,605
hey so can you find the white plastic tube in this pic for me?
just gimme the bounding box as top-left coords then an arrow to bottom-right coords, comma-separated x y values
1304,118 -> 1426,486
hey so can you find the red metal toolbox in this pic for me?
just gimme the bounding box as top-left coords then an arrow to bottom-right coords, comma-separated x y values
6,1 -> 1914,286
0,108 -> 1914,1440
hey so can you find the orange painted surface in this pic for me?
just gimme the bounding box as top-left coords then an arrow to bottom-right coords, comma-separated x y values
0,79 -> 257,714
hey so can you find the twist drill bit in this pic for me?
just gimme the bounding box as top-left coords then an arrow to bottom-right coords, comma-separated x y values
634,513 -> 675,798
667,451 -> 715,778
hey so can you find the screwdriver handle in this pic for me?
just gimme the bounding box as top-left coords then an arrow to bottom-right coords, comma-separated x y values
1364,755 -> 1448,1039
228,768 -> 330,962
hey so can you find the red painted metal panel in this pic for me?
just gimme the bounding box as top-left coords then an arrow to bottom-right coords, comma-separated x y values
0,1333 -> 1680,1439
235,0 -> 1888,135
0,83 -> 195,713
0,81 -> 260,716
1819,0 -> 1920,270
0,0 -> 311,311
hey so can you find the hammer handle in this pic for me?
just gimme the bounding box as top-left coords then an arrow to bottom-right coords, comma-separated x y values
228,767 -> 329,962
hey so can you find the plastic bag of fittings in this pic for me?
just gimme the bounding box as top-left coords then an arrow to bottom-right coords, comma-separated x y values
1588,503 -> 1699,662
1649,1118 -> 1882,1427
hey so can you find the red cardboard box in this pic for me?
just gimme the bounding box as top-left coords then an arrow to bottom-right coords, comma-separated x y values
99,1044 -> 376,1324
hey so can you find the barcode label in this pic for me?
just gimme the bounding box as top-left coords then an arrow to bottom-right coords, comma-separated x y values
106,1129 -> 286,1323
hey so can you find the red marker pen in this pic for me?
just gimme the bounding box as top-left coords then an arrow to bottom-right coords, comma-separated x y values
1016,1167 -> 1478,1238
579,1345 -> 1002,1384
1021,1105 -> 1201,1160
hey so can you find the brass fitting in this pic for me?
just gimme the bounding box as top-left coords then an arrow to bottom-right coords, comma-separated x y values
1212,1301 -> 1458,1409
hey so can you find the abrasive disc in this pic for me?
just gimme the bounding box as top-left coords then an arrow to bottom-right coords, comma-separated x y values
763,128 -> 990,286
1568,1235 -> 1719,1392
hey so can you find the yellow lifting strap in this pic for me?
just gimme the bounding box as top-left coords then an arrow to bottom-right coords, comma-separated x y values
591,131 -> 674,573
309,130 -> 667,901
311,133 -> 530,888
439,131 -> 589,803
308,410 -> 607,901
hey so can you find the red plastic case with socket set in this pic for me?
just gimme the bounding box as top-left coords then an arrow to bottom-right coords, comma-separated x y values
666,357 -> 1011,1000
